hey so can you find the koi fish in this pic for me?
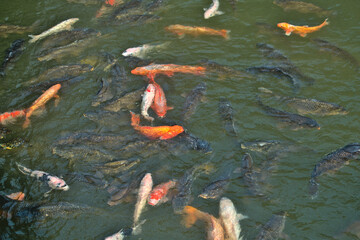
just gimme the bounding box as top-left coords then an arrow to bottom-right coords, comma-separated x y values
122,42 -> 170,59
204,0 -> 224,19
151,81 -> 173,118
29,18 -> 79,43
23,83 -> 61,128
183,206 -> 225,240
148,180 -> 177,206
16,163 -> 69,194
6,192 -> 25,201
133,173 -> 153,226
141,83 -> 156,121
165,24 -> 230,39
130,112 -> 184,140
277,18 -> 329,37
0,109 -> 26,125
131,63 -> 206,81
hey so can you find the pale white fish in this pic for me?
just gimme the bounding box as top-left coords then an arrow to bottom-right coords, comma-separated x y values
141,84 -> 156,121
104,220 -> 146,240
204,0 -> 224,19
219,197 -> 247,240
29,18 -> 79,43
133,173 -> 153,226
122,42 -> 170,59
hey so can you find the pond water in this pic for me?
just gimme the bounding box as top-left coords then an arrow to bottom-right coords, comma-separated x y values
0,0 -> 359,239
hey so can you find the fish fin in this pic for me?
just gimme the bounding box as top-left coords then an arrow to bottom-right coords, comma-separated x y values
237,213 -> 248,221
324,18 -> 329,26
182,206 -> 199,228
258,87 -> 274,95
130,111 -> 140,127
28,35 -> 38,43
54,95 -> 60,107
300,33 -> 307,37
22,118 -> 30,128
221,29 -> 230,40
167,106 -> 174,110
159,134 -> 172,140
44,189 -> 53,197
133,219 -> 147,235
165,72 -> 174,77
176,32 -> 185,38
203,8 -> 208,11
147,73 -> 156,83
285,30 -> 292,36
16,163 -> 31,175
6,192 -> 25,201
216,10 -> 224,16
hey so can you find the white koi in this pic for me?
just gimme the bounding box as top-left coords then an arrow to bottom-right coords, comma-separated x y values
204,0 -> 224,19
122,42 -> 170,59
141,84 -> 156,121
133,173 -> 153,227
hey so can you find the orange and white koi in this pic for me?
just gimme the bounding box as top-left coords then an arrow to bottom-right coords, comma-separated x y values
151,81 -> 173,118
165,24 -> 230,39
23,83 -> 61,128
0,109 -> 26,125
277,18 -> 329,37
183,206 -> 225,240
130,112 -> 184,140
5,192 -> 25,201
148,180 -> 177,206
141,83 -> 156,121
131,63 -> 206,81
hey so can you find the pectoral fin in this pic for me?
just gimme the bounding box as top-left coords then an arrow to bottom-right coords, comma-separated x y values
300,33 -> 307,37
285,30 -> 292,36
216,11 -> 224,16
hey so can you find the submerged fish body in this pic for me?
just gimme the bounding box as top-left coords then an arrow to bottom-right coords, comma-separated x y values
0,24 -> 32,38
141,83 -> 156,121
273,0 -> 332,16
104,87 -> 145,112
309,143 -> 360,197
258,87 -> 348,116
29,18 -> 79,43
277,19 -> 329,37
183,206 -> 225,240
29,64 -> 93,84
241,140 -> 284,154
241,153 -> 265,197
16,163 -> 69,191
258,100 -> 320,130
165,24 -> 230,39
199,178 -> 229,199
204,0 -> 224,19
218,97 -> 237,136
0,39 -> 25,76
219,197 -> 247,240
122,42 -> 170,59
39,28 -> 100,52
151,81 -> 172,118
311,38 -> 359,69
92,77 -> 114,107
182,82 -> 206,121
256,212 -> 287,240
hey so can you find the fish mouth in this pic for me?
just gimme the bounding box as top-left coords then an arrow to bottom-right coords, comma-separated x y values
62,185 -> 70,191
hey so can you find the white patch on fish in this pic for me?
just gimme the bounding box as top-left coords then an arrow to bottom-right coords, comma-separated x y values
219,197 -> 247,240
204,0 -> 224,19
29,18 -> 79,43
122,42 -> 170,59
141,84 -> 156,121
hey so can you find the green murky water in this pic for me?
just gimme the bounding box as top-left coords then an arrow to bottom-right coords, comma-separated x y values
0,0 -> 359,239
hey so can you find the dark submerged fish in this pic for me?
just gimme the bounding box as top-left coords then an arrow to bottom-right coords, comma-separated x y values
241,140 -> 283,154
172,164 -> 212,213
54,132 -> 129,147
241,153 -> 265,197
39,28 -> 101,53
0,20 -> 40,38
309,143 -> 360,197
124,56 -> 152,69
0,39 -> 25,76
200,59 -> 253,80
198,178 -> 230,199
311,38 -> 359,69
92,77 -> 114,107
83,110 -> 128,127
182,82 -> 206,121
255,211 -> 287,240
103,87 -> 145,112
96,158 -> 140,175
258,87 -> 348,116
218,97 -> 237,136
273,0 -> 333,16
258,99 -> 320,130
28,64 -> 93,85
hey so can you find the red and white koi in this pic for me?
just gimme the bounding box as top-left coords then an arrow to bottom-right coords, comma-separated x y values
151,81 -> 173,118
148,179 -> 177,206
0,109 -> 26,125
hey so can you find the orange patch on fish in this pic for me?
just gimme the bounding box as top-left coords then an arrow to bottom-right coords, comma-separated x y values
277,18 -> 329,37
6,192 -> 25,201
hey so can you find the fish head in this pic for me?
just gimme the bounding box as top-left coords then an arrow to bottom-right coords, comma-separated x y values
343,143 -> 360,154
277,22 -> 290,31
122,47 -> 141,57
131,67 -> 147,76
204,10 -> 214,19
52,83 -> 62,92
148,193 -> 160,206
300,118 -> 320,129
69,18 -> 80,25
48,176 -> 70,191
170,125 -> 185,136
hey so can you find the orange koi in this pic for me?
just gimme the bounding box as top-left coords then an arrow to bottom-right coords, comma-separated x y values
6,192 -> 25,201
151,80 -> 173,118
165,24 -> 230,39
131,63 -> 206,81
130,112 -> 184,140
0,109 -> 26,125
183,206 -> 225,240
277,18 -> 329,37
148,179 -> 177,206
23,83 -> 61,128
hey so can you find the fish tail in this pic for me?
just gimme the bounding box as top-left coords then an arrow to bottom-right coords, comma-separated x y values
323,18 -> 329,26
258,87 -> 274,95
182,206 -> 200,228
0,109 -> 26,125
221,29 -> 230,40
130,111 -> 140,127
28,35 -> 37,43
196,66 -> 206,75
16,163 -> 32,175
